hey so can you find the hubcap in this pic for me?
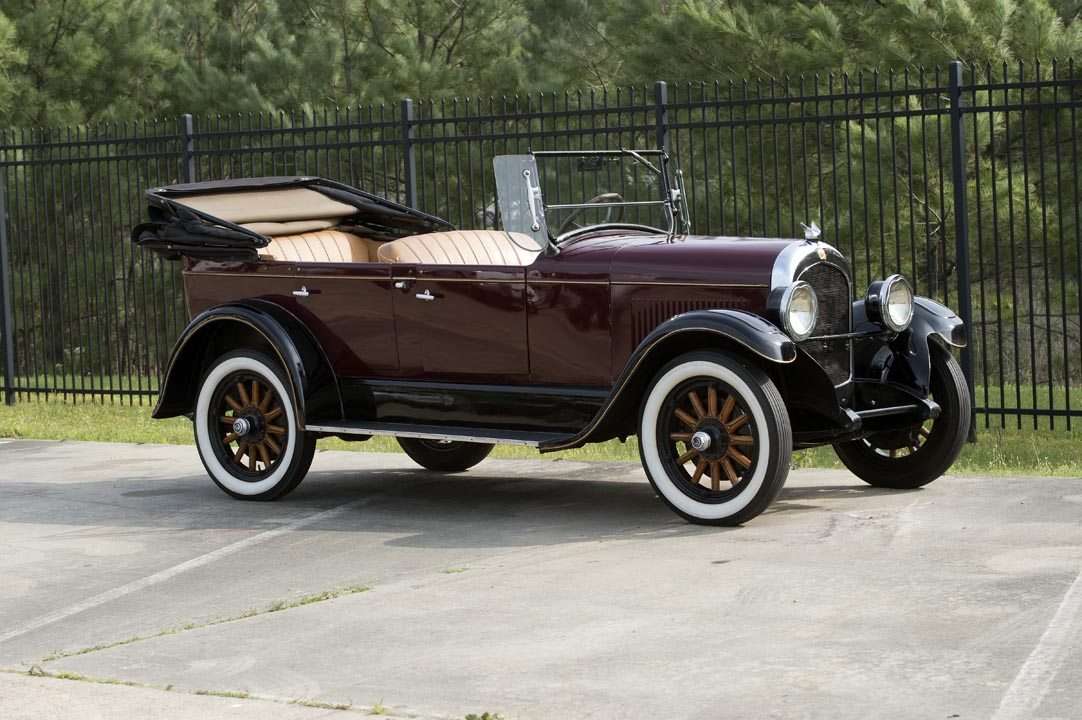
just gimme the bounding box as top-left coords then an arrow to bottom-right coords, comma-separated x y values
690,431 -> 712,451
232,417 -> 252,436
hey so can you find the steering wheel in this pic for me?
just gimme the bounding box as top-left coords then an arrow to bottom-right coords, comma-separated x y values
556,193 -> 626,235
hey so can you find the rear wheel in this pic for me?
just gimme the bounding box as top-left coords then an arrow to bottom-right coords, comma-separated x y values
833,344 -> 970,489
194,350 -> 316,500
397,438 -> 494,472
638,351 -> 792,526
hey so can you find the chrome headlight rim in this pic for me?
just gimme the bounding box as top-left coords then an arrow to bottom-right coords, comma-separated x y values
780,280 -> 819,342
868,274 -> 914,332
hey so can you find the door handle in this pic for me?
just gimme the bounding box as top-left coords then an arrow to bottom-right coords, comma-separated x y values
415,289 -> 436,302
292,286 -> 310,298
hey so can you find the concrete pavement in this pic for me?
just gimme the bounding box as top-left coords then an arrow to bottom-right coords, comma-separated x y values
0,439 -> 1080,719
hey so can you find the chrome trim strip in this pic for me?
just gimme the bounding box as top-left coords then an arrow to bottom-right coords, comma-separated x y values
391,276 -> 524,284
611,280 -> 768,289
184,271 -> 389,281
529,279 -> 609,286
305,424 -> 543,446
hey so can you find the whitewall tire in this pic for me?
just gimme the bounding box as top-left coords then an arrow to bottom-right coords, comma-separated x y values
638,351 -> 792,525
194,350 -> 316,500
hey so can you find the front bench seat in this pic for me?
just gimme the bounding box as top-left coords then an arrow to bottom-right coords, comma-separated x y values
377,229 -> 541,266
260,230 -> 380,263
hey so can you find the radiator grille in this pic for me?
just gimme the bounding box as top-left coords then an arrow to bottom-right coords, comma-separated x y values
798,262 -> 852,385
632,297 -> 747,346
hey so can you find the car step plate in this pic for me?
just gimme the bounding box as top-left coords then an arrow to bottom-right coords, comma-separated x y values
304,421 -> 569,447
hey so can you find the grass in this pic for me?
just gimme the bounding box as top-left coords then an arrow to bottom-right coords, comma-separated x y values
1,397 -> 1080,477
24,666 -> 142,688
289,698 -> 356,711
194,689 -> 251,699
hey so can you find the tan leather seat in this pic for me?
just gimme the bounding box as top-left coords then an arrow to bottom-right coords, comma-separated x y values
260,230 -> 378,263
377,230 -> 541,266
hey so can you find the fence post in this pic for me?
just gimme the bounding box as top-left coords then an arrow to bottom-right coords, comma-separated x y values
654,81 -> 670,155
400,99 -> 417,209
181,114 -> 196,184
947,60 -> 977,439
0,180 -> 15,405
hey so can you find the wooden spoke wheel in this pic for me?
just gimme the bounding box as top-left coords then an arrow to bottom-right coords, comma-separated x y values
194,350 -> 316,501
660,379 -> 760,499
210,372 -> 289,479
638,351 -> 791,526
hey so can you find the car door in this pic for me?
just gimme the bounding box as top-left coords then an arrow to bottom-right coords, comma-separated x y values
391,264 -> 529,380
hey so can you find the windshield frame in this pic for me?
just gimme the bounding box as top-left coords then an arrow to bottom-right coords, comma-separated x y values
493,148 -> 687,255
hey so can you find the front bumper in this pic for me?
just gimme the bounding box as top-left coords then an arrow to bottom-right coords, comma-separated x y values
789,377 -> 940,448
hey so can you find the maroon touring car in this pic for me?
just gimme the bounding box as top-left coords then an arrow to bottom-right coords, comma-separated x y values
133,150 -> 970,525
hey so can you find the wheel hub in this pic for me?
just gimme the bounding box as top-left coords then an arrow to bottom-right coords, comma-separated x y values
693,419 -> 730,460
232,417 -> 252,436
690,431 -> 712,451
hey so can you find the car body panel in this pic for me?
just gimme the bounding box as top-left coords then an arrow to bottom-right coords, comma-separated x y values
391,265 -> 530,379
184,259 -> 399,376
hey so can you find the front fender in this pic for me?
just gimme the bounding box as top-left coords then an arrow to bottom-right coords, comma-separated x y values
853,296 -> 966,393
540,310 -> 794,451
648,309 -> 798,364
153,300 -> 341,424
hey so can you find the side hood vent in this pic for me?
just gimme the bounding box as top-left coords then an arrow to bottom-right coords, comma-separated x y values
633,297 -> 748,346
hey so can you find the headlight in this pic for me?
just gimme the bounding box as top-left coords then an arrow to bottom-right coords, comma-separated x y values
780,281 -> 818,341
866,274 -> 914,332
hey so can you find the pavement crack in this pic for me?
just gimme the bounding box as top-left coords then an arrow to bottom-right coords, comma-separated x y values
4,666 -> 409,716
34,584 -> 372,664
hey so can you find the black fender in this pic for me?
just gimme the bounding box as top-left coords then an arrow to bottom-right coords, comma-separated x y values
153,300 -> 341,425
540,310 -> 795,451
853,295 -> 967,394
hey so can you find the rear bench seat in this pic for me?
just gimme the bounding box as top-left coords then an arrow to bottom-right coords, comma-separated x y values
377,230 -> 540,266
261,231 -> 383,263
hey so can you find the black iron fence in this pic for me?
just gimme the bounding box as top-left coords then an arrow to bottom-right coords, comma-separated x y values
0,60 -> 1079,430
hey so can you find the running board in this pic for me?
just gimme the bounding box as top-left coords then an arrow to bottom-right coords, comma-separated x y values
304,421 -> 569,447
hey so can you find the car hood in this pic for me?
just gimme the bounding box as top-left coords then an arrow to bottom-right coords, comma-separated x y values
607,234 -> 800,287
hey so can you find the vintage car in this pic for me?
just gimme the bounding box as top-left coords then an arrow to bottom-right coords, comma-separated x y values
133,149 -> 970,525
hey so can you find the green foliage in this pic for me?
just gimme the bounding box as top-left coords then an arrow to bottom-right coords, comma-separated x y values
1,0 -> 172,126
0,0 -> 1079,124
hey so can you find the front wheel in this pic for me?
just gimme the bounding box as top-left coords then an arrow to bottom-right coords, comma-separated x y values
194,350 -> 316,500
833,344 -> 970,489
638,351 -> 792,526
397,438 -> 494,472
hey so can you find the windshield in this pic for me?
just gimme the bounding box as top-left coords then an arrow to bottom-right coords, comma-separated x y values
493,150 -> 684,252
492,154 -> 551,252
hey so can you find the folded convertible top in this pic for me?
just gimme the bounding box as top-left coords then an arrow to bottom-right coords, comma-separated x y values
132,176 -> 454,261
